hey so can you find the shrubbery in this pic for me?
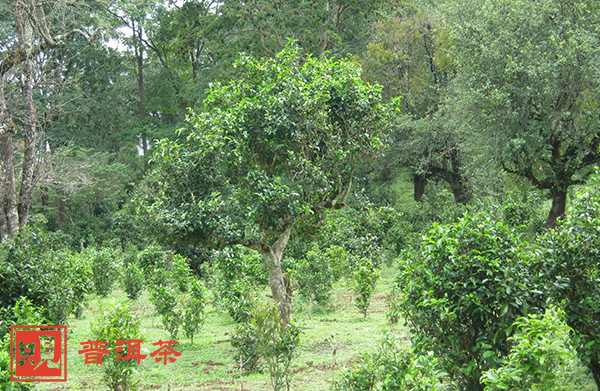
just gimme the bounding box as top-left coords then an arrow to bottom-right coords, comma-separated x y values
235,301 -> 302,391
481,307 -> 577,391
397,213 -> 544,391
352,257 -> 380,318
211,247 -> 267,323
332,333 -> 447,391
87,246 -> 120,296
0,229 -> 93,325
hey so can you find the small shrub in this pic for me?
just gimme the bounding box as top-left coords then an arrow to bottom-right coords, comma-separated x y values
122,250 -> 144,300
231,320 -> 261,373
291,244 -> 346,317
332,333 -> 448,391
537,171 -> 600,388
170,253 -> 192,292
182,278 -> 207,344
67,251 -> 94,317
87,247 -> 120,296
149,280 -> 181,340
249,302 -> 302,391
0,229 -> 84,324
137,243 -> 164,281
352,257 -> 380,317
0,298 -> 45,391
90,300 -> 144,391
212,247 -> 264,323
481,307 -> 577,391
386,271 -> 403,326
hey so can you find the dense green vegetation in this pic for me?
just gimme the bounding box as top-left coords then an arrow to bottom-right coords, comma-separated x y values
2,0 -> 600,390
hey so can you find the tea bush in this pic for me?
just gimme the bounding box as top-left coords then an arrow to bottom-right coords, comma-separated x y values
481,307 -> 577,391
0,298 -> 46,391
212,247 -> 265,323
291,244 -> 347,317
398,213 -> 544,391
0,229 -> 91,325
87,247 -> 120,296
90,300 -> 145,391
181,278 -> 207,344
122,252 -> 144,300
352,257 -> 380,317
248,301 -> 302,391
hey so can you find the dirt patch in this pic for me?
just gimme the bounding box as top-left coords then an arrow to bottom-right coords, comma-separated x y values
314,363 -> 336,371
201,360 -> 225,366
292,366 -> 308,374
318,318 -> 338,322
373,294 -> 386,302
145,385 -> 162,390
215,339 -> 231,344
197,381 -> 237,391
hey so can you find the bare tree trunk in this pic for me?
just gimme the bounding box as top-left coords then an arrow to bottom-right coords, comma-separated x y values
18,56 -> 36,227
40,185 -> 48,210
0,79 -> 17,239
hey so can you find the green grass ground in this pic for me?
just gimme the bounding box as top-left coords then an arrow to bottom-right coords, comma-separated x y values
36,265 -> 404,391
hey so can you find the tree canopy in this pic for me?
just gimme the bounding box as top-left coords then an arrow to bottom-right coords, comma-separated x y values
448,0 -> 600,227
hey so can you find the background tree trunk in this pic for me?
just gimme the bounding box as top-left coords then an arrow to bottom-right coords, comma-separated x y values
547,189 -> 567,229
414,173 -> 426,202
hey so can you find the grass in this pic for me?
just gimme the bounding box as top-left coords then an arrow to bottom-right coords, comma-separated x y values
35,264 -> 404,391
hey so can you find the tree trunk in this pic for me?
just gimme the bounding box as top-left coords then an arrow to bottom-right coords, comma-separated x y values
18,57 -> 36,227
260,227 -> 293,330
0,79 -> 18,239
589,356 -> 600,391
0,130 -> 18,238
430,166 -> 471,204
414,173 -> 426,202
40,185 -> 48,211
546,189 -> 567,229
135,23 -> 148,171
450,179 -> 471,204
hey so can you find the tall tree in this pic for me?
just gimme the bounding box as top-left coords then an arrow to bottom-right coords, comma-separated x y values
448,0 -> 600,227
0,0 -> 103,238
138,45 -> 386,328
362,4 -> 470,204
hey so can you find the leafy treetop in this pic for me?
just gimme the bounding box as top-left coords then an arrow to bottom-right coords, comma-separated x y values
139,43 -> 385,251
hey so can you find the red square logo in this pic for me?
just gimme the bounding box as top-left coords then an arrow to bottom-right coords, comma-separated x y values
10,325 -> 67,382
